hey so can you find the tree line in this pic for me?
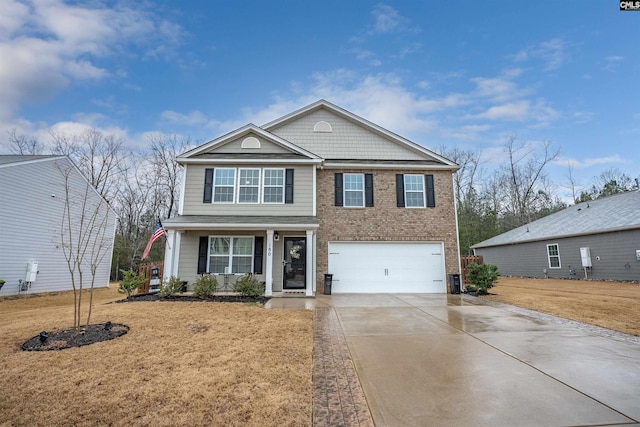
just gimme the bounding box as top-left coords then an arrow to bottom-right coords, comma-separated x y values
5,129 -> 638,273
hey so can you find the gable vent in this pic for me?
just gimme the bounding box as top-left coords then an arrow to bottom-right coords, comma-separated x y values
313,121 -> 332,132
241,136 -> 261,149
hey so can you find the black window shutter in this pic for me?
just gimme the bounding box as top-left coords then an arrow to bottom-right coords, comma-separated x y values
285,169 -> 294,204
396,174 -> 405,207
253,236 -> 264,274
334,173 -> 343,206
203,168 -> 214,203
365,173 -> 374,207
197,236 -> 209,274
425,174 -> 435,207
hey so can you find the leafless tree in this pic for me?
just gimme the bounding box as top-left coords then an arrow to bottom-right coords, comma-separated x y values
147,133 -> 191,218
56,159 -> 114,330
564,162 -> 579,203
50,129 -> 125,201
435,146 -> 482,204
7,129 -> 44,154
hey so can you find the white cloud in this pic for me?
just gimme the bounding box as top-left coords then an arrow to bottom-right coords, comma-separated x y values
603,55 -> 624,72
371,4 -> 406,33
513,37 -> 568,71
0,0 -> 184,120
554,155 -> 625,169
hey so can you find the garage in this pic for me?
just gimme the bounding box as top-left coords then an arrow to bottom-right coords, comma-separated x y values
327,242 -> 446,293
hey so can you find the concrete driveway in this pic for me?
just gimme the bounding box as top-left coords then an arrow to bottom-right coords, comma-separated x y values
271,293 -> 640,426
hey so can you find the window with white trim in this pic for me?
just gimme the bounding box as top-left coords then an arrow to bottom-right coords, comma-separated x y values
344,173 -> 365,207
237,168 -> 260,203
547,244 -> 561,268
404,174 -> 425,208
263,168 -> 285,203
213,168 -> 236,203
209,237 -> 254,274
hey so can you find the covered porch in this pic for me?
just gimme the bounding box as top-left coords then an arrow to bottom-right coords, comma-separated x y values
162,215 -> 319,297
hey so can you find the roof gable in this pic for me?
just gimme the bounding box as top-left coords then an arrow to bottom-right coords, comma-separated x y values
178,124 -> 321,163
262,100 -> 457,167
472,190 -> 640,248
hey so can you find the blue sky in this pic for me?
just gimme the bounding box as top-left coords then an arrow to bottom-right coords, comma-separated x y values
1,0 -> 638,198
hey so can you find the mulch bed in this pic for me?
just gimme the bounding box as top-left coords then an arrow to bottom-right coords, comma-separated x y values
117,292 -> 270,304
22,322 -> 129,351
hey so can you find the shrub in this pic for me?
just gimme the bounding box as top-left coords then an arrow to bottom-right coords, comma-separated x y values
233,274 -> 264,298
159,276 -> 183,297
193,274 -> 219,298
466,263 -> 500,295
118,269 -> 145,297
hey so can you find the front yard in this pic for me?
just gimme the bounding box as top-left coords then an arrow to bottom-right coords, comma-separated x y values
0,287 -> 313,426
482,277 -> 640,336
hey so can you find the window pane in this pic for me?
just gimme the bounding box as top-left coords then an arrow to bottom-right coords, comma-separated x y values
264,169 -> 284,185
214,169 -> 235,185
210,237 -> 230,255
239,169 -> 260,185
210,257 -> 228,274
404,175 -> 424,191
344,191 -> 364,207
233,238 -> 253,255
214,187 -> 234,202
232,256 -> 252,274
344,174 -> 364,190
549,257 -> 560,268
263,187 -> 283,203
406,192 -> 425,207
548,245 -> 559,256
238,187 -> 259,203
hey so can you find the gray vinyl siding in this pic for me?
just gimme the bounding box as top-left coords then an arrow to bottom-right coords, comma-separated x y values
176,231 -> 266,288
475,229 -> 640,281
269,109 -> 431,161
0,158 -> 116,296
211,135 -> 292,154
182,164 -> 314,216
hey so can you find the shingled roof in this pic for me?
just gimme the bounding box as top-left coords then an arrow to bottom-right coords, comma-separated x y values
471,190 -> 640,249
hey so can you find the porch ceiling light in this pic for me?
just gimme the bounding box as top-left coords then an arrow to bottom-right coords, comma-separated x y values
274,231 -> 280,241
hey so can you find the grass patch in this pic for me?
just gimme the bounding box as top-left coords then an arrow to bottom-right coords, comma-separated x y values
0,285 -> 313,426
482,277 -> 640,336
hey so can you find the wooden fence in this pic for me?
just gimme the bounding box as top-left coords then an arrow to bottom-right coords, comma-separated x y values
138,262 -> 164,293
461,255 -> 483,284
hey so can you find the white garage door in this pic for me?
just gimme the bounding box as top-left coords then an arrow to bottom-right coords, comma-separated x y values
328,242 -> 446,293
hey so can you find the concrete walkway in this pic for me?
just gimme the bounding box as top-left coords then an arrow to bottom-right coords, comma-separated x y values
267,294 -> 640,426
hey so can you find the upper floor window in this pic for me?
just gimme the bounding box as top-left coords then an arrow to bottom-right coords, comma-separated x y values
213,168 -> 235,203
547,244 -> 561,268
395,174 -> 435,208
404,174 -> 425,208
238,168 -> 260,203
344,173 -> 365,207
263,168 -> 285,203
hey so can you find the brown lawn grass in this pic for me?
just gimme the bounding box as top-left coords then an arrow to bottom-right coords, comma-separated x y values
482,277 -> 640,336
0,285 -> 313,426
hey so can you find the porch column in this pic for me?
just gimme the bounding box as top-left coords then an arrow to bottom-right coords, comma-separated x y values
172,231 -> 182,280
306,230 -> 314,296
265,229 -> 274,296
163,229 -> 176,280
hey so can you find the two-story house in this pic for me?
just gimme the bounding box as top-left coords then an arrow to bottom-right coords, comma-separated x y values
162,100 -> 460,296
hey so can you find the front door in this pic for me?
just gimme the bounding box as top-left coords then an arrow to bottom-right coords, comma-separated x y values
283,237 -> 306,289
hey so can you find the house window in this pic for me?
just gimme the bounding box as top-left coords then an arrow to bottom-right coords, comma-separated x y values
344,173 -> 365,207
213,168 -> 236,203
237,168 -> 260,203
209,237 -> 254,274
263,168 -> 285,203
404,174 -> 425,208
547,244 -> 561,268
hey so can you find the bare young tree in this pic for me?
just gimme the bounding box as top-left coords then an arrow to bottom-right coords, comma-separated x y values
56,159 -> 114,330
564,162 -> 579,203
7,129 -> 44,155
435,146 -> 483,204
50,128 -> 125,201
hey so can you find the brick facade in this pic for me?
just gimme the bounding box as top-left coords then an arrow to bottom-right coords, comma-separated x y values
315,168 -> 460,293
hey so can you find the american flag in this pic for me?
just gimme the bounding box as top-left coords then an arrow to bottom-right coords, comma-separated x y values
142,220 -> 166,259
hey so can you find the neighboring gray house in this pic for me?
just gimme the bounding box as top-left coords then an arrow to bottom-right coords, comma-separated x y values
472,190 -> 640,282
0,155 -> 117,296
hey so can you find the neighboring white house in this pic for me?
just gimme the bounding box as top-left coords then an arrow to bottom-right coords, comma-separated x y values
0,155 -> 117,296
